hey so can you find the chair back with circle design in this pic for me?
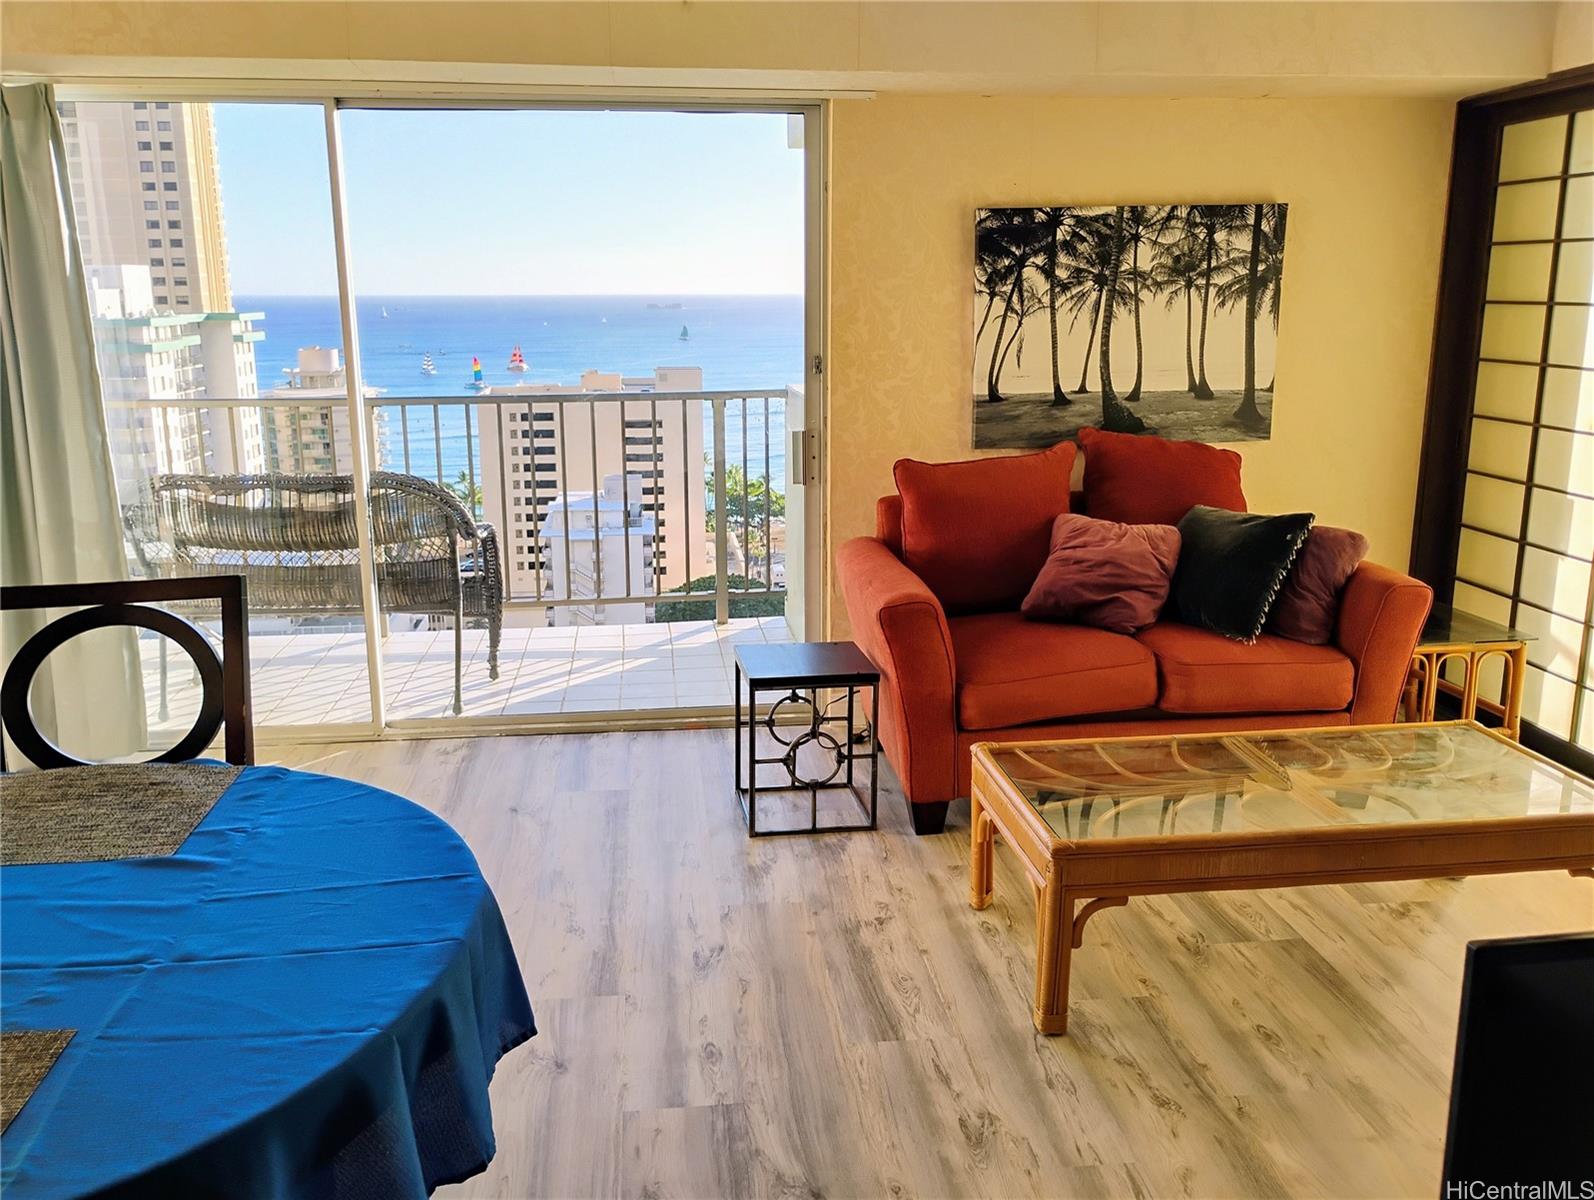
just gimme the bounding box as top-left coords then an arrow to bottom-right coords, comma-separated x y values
0,576 -> 253,770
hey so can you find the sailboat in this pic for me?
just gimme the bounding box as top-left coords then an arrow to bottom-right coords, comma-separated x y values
420,353 -> 436,376
380,305 -> 389,319
507,346 -> 529,373
468,356 -> 489,391
679,325 -> 689,341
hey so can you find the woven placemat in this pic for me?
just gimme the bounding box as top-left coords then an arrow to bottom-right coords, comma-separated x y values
0,763 -> 243,866
1,1029 -> 74,1132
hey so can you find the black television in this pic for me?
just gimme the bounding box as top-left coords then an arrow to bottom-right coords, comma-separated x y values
1441,931 -> 1594,1195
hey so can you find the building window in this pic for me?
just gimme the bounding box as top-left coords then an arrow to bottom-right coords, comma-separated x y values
173,278 -> 188,287
137,141 -> 151,151
160,161 -> 176,173
163,182 -> 177,191
154,294 -> 169,304
171,258 -> 186,267
134,120 -> 149,131
165,201 -> 179,210
157,120 -> 172,131
144,201 -> 159,211
167,220 -> 181,229
159,141 -> 173,151
154,102 -> 170,110
176,297 -> 189,305
147,238 -> 161,248
142,182 -> 156,192
146,220 -> 160,229
169,238 -> 184,247
139,162 -> 154,173
150,257 -> 164,266
152,276 -> 167,285
133,102 -> 147,110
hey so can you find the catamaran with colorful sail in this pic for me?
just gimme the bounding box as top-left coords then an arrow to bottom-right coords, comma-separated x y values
507,346 -> 528,373
468,356 -> 489,391
420,352 -> 437,375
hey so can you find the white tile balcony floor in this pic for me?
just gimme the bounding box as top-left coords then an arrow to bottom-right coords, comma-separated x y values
138,615 -> 791,732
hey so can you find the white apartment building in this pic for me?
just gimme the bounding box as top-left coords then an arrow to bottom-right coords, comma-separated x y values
89,265 -> 265,504
263,347 -> 385,474
477,367 -> 707,616
59,100 -> 231,314
541,476 -> 658,626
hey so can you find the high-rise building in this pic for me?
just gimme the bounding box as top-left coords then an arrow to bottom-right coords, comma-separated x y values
262,346 -> 384,474
88,265 -> 266,504
541,475 -> 658,626
59,99 -> 231,314
476,367 -> 707,619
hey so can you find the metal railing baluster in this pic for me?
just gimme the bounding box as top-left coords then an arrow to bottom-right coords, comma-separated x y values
713,397 -> 729,625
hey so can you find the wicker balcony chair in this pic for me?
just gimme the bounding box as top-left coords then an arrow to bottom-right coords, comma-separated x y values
142,472 -> 503,716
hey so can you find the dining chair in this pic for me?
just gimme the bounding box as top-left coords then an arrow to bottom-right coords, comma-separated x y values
0,576 -> 253,769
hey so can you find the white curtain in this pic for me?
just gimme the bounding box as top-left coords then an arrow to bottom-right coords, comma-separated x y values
1,82 -> 145,765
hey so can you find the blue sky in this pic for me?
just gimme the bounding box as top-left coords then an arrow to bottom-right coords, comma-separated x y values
213,105 -> 805,296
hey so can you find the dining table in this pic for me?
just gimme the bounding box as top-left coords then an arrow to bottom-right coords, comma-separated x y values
0,761 -> 535,1199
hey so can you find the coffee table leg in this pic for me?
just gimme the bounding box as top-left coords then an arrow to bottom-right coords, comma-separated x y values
969,787 -> 994,910
1033,877 -> 1073,1035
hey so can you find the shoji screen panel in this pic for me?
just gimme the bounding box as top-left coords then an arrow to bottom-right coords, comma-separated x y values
1455,108 -> 1594,749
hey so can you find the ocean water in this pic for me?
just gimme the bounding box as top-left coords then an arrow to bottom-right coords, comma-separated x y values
237,294 -> 802,490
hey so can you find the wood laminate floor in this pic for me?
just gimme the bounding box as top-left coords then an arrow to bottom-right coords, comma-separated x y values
268,731 -> 1593,1200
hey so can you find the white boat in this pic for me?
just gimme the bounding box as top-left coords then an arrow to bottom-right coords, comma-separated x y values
380,305 -> 389,319
420,353 -> 437,376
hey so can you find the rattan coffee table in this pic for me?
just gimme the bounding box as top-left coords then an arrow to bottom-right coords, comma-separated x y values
968,721 -> 1594,1035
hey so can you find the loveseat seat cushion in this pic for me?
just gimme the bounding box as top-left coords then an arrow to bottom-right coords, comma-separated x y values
949,612 -> 1158,731
1136,621 -> 1355,714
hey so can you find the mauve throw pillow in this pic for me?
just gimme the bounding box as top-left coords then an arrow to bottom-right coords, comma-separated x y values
1078,427 -> 1247,525
894,441 -> 1076,614
1267,525 -> 1370,644
1021,513 -> 1181,635
1172,506 -> 1315,642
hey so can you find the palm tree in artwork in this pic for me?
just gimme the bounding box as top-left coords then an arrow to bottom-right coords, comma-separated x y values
1184,204 -> 1249,399
977,210 -> 1042,403
1118,205 -> 1176,403
1256,205 -> 1287,392
1213,204 -> 1271,430
1095,207 -> 1147,433
1149,233 -> 1206,395
1035,206 -> 1079,406
1052,213 -> 1121,395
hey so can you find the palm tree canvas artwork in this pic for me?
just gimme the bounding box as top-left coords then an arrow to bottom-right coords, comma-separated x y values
973,204 -> 1287,447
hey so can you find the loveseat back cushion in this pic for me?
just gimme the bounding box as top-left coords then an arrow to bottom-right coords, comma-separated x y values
1078,428 -> 1246,525
894,441 -> 1076,614
876,494 -> 905,557
1135,621 -> 1354,714
949,612 -> 1158,730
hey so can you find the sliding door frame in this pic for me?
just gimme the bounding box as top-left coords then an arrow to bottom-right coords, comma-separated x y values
1410,64 -> 1594,774
53,82 -> 829,744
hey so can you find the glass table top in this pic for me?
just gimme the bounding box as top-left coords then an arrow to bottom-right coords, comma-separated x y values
1418,603 -> 1535,647
984,724 -> 1594,843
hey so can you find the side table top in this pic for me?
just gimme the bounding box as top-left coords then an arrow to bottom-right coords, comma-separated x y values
734,641 -> 879,686
1419,602 -> 1534,648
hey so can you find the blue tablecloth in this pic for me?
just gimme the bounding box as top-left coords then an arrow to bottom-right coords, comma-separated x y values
0,764 -> 535,1199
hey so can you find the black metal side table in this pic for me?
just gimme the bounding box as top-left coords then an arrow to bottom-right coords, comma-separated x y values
733,642 -> 880,837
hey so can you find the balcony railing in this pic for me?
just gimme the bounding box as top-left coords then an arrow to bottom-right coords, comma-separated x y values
104,388 -> 793,627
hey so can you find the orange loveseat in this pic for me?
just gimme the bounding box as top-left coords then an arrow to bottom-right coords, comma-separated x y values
838,494 -> 1433,835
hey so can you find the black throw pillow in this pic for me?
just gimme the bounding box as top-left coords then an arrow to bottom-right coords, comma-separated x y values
1172,506 -> 1315,642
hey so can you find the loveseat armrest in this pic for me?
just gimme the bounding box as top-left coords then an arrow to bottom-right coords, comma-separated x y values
1335,561 -> 1433,724
836,537 -> 959,810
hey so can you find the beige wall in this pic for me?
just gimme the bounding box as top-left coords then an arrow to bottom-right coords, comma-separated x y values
825,93 -> 1455,634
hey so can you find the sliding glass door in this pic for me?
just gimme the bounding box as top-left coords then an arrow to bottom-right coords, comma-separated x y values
53,92 -> 824,740
59,99 -> 375,741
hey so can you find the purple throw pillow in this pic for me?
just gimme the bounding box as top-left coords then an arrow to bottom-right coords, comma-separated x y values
1267,525 -> 1370,644
1021,513 -> 1181,635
